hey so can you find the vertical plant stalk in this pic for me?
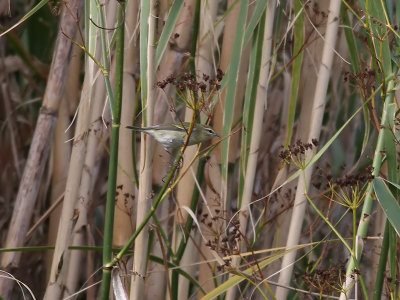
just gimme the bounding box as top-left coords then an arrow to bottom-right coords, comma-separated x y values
276,1 -> 341,298
113,0 -> 139,248
219,0 -> 247,209
46,41 -> 81,279
373,222 -> 390,300
284,0 -> 305,148
64,76 -> 107,296
0,0 -> 81,297
238,10 -> 264,218
130,0 -> 156,299
100,2 -> 125,299
225,1 -> 275,300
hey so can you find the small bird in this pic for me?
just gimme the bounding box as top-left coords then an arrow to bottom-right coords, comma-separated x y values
126,122 -> 219,149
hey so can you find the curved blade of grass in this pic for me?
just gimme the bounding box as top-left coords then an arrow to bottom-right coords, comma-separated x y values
155,0 -> 184,68
373,178 -> 400,236
0,0 -> 50,38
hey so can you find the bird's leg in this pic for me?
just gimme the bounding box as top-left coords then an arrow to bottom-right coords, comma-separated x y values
163,147 -> 182,180
164,147 -> 180,163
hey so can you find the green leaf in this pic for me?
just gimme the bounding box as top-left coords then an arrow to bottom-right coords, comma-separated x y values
239,12 -> 265,206
243,0 -> 267,47
140,0 -> 151,124
284,0 -> 304,148
155,0 -> 185,68
373,178 -> 400,237
0,0 -> 50,38
221,0 -> 248,182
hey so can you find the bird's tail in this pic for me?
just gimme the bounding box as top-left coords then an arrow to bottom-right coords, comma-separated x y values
126,125 -> 144,132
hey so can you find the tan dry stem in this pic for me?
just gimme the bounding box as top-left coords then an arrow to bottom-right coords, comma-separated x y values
46,34 -> 82,281
46,93 -> 72,280
130,1 -> 157,299
113,0 -> 139,249
64,76 -> 107,297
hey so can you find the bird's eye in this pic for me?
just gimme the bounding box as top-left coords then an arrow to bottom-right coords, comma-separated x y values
208,129 -> 214,134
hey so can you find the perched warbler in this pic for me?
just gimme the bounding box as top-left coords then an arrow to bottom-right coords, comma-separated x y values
126,122 -> 219,149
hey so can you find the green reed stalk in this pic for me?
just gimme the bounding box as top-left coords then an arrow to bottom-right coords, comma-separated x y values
100,3 -> 125,299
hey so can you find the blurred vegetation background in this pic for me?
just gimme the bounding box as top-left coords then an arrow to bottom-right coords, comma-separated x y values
0,0 -> 400,299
